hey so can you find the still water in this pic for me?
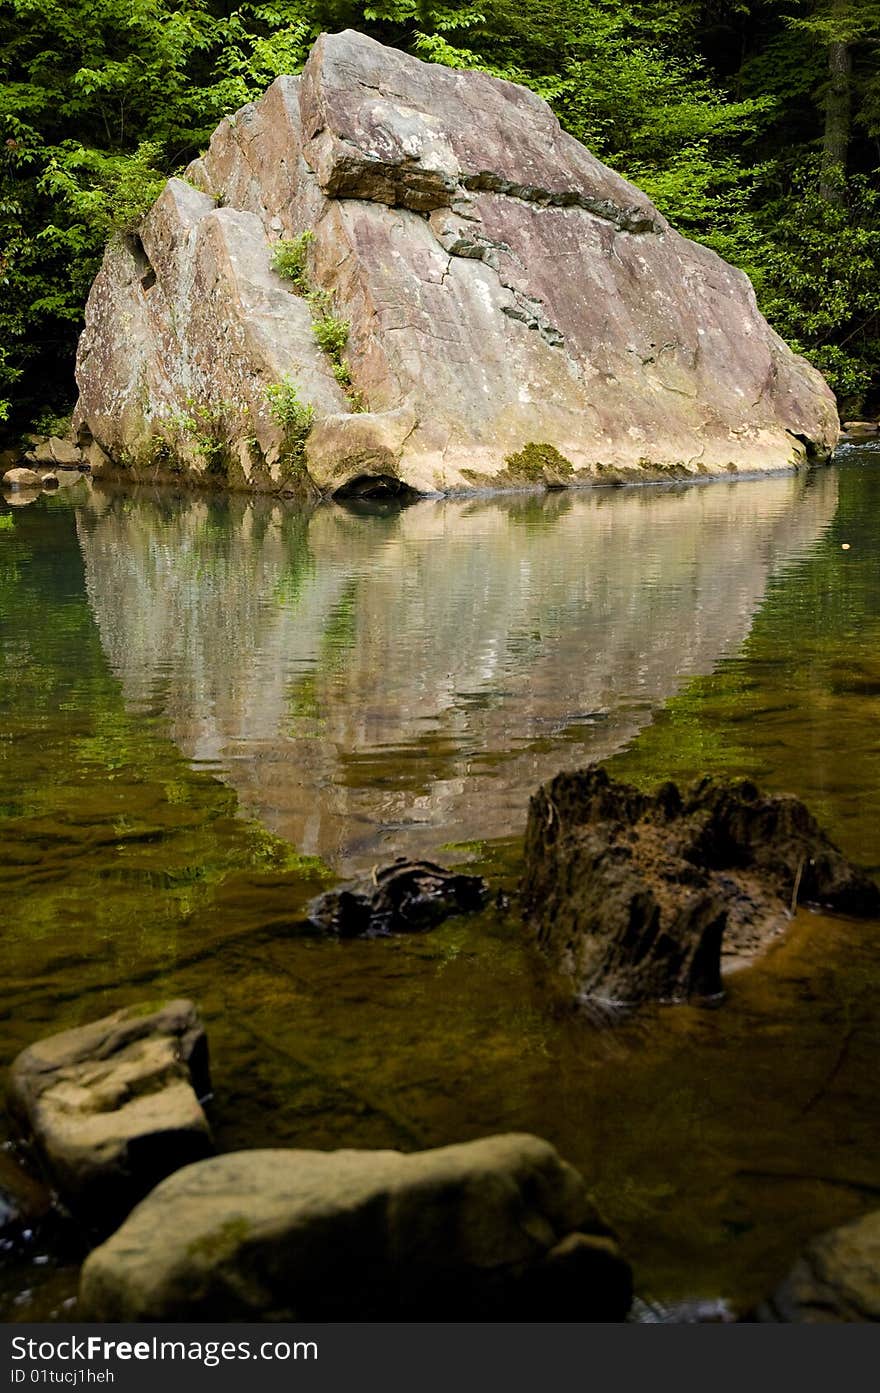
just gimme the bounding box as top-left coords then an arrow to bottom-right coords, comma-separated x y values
2,452 -> 880,1318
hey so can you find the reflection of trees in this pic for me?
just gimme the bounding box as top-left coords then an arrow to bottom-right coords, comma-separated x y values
610,462 -> 880,870
0,493 -> 317,1041
79,472 -> 838,872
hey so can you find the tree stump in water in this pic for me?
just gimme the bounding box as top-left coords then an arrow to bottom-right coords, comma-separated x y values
522,766 -> 880,1004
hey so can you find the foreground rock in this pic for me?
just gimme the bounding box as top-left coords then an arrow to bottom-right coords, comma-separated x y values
522,766 -> 880,1003
79,1133 -> 631,1320
758,1211 -> 880,1321
8,1001 -> 213,1230
308,857 -> 488,936
73,30 -> 836,496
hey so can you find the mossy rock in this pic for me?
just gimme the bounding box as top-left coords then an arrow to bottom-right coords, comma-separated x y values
505,442 -> 575,486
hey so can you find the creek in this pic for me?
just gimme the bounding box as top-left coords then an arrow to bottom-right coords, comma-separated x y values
2,448 -> 880,1318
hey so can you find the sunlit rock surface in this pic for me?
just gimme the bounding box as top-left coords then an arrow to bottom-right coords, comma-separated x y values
8,1001 -> 212,1231
74,31 -> 837,494
76,470 -> 837,874
80,1134 -> 631,1320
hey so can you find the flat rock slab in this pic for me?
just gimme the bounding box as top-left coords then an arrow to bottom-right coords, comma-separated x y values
307,857 -> 488,937
522,766 -> 880,1004
74,30 -> 837,495
79,1133 -> 631,1320
8,1000 -> 213,1230
759,1210 -> 880,1321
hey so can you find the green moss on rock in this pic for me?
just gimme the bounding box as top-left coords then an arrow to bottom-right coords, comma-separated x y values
505,442 -> 574,483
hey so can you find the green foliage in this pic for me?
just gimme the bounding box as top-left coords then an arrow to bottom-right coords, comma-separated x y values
270,230 -> 314,292
264,375 -> 314,434
169,396 -> 243,473
264,375 -> 314,479
272,232 -> 364,410
5,0 -> 880,419
311,310 -> 350,360
0,0 -> 320,428
505,441 -> 574,479
31,406 -> 72,437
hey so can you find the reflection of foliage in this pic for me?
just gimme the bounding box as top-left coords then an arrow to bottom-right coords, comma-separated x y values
0,496 -> 331,1011
283,579 -> 360,733
320,581 -> 360,672
608,465 -> 880,866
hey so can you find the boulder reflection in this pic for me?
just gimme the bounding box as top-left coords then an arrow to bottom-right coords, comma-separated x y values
77,472 -> 837,872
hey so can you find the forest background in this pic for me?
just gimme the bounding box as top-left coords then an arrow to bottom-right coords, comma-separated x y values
2,0 -> 879,432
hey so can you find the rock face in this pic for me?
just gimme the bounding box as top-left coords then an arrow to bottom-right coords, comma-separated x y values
79,1133 -> 631,1320
759,1211 -> 880,1321
73,30 -> 837,496
307,858 -> 488,936
522,766 -> 880,1003
8,1001 -> 213,1230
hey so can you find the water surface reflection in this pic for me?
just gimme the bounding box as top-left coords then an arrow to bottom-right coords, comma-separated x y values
78,472 -> 838,870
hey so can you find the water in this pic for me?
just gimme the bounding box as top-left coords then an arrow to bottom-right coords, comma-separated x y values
2,452 -> 880,1319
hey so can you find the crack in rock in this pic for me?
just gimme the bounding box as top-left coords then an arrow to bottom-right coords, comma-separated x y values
460,171 -> 660,235
429,211 -> 565,349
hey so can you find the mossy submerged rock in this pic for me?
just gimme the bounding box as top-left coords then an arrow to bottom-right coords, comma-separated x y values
8,1000 -> 213,1231
522,766 -> 880,1004
758,1210 -> 880,1321
74,30 -> 837,496
79,1134 -> 632,1321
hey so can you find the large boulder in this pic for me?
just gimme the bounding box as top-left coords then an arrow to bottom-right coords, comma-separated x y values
73,30 -> 837,496
522,766 -> 880,1003
79,1134 -> 631,1320
8,1000 -> 213,1230
758,1211 -> 880,1321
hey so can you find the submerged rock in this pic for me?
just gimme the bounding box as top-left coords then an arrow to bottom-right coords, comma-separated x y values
79,1133 -> 631,1320
8,1000 -> 213,1231
522,766 -> 880,1003
307,857 -> 488,937
74,30 -> 836,496
758,1211 -> 880,1321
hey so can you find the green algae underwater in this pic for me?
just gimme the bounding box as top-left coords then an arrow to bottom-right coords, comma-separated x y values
2,451 -> 880,1319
